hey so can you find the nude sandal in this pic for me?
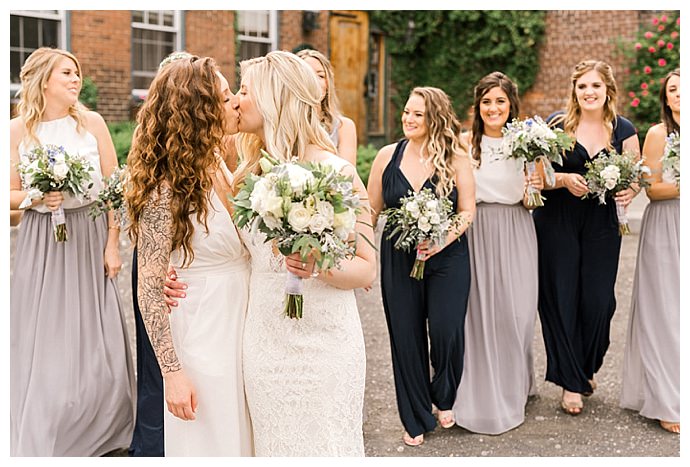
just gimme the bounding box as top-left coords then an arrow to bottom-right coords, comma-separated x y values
403,431 -> 424,446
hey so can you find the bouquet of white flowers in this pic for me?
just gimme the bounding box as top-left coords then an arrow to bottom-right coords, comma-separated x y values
382,187 -> 464,280
89,164 -> 128,225
17,144 -> 94,241
661,131 -> 680,190
232,151 -> 365,319
582,149 -> 650,235
502,116 -> 575,208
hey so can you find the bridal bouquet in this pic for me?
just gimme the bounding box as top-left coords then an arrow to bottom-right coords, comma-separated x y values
382,187 -> 463,280
502,116 -> 575,208
17,144 -> 94,242
89,164 -> 128,225
661,131 -> 680,190
232,151 -> 363,319
582,149 -> 650,235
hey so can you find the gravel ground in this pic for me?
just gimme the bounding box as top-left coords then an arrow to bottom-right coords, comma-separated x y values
9,192 -> 680,457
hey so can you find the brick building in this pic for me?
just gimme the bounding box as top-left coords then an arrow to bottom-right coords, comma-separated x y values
10,10 -> 665,145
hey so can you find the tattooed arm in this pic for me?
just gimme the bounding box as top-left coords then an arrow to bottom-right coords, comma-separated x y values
137,183 -> 197,420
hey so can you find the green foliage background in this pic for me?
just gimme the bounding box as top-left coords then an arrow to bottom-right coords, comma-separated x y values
618,11 -> 680,141
371,10 -> 546,138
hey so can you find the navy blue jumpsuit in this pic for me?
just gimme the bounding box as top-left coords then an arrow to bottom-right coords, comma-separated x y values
380,139 -> 471,437
533,115 -> 637,394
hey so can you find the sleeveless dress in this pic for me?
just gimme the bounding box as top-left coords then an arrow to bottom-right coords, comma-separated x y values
620,149 -> 679,423
380,139 -> 470,438
11,115 -> 135,456
241,155 -> 366,456
453,135 -> 537,435
165,164 -> 254,456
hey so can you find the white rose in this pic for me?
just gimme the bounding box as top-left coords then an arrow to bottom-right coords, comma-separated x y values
53,151 -> 66,164
22,160 -> 40,187
284,164 -> 315,194
264,195 -> 284,219
418,216 -> 431,232
604,178 -> 617,191
405,201 -> 420,218
308,213 -> 331,234
428,212 -> 441,225
249,178 -> 272,215
287,202 -> 312,232
425,199 -> 438,211
333,209 -> 356,240
315,200 -> 335,223
53,161 -> 69,181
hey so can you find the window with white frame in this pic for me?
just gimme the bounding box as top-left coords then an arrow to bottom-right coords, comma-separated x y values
131,10 -> 181,96
237,10 -> 278,61
10,10 -> 65,91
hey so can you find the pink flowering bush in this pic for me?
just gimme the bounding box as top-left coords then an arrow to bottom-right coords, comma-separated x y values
621,11 -> 680,139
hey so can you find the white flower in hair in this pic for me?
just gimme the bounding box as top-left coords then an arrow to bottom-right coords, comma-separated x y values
159,51 -> 193,70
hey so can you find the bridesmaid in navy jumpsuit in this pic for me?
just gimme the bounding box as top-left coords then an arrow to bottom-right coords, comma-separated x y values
534,60 -> 640,415
367,87 -> 475,446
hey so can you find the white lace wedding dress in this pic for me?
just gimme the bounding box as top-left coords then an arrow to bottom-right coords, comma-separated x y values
241,156 -> 366,456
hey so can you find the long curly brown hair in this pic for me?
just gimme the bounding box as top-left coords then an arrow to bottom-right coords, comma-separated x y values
125,55 -> 227,267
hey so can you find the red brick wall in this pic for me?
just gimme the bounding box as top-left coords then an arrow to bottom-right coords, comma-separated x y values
185,10 -> 236,88
278,10 -> 329,54
521,10 -> 641,121
70,10 -> 132,122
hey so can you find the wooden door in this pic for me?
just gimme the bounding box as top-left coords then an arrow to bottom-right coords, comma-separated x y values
328,11 -> 369,144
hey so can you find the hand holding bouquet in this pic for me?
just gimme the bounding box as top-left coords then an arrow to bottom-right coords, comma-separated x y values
232,151 -> 364,319
661,131 -> 680,190
582,149 -> 650,235
17,144 -> 94,241
382,187 -> 465,280
89,164 -> 128,225
502,116 -> 575,208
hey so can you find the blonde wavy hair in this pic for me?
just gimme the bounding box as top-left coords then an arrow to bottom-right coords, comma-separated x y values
554,60 -> 619,150
125,55 -> 226,267
410,86 -> 468,198
234,50 -> 336,189
15,47 -> 88,145
296,49 -> 343,134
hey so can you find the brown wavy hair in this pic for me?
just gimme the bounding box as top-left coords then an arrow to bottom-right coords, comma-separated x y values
553,60 -> 618,150
470,71 -> 520,167
15,47 -> 88,146
125,55 -> 226,267
660,68 -> 680,135
410,86 -> 468,198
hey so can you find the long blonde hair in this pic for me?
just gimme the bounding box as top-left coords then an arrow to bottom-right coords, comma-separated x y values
296,49 -> 343,134
554,60 -> 619,150
15,47 -> 88,145
234,50 -> 336,189
410,86 -> 468,198
125,56 -> 226,267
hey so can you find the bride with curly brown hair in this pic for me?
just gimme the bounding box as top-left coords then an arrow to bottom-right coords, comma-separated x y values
125,54 -> 253,456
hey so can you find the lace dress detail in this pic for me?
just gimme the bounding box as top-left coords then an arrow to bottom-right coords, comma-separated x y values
240,155 -> 366,456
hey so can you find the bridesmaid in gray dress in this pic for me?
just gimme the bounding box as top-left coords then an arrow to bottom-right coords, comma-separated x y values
620,69 -> 680,435
452,72 -> 540,434
9,48 -> 135,456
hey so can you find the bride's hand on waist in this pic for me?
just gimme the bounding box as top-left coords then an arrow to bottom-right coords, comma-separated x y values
163,264 -> 187,310
285,252 -> 319,279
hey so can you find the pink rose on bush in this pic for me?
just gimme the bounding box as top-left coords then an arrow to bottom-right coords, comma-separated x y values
657,39 -> 665,47
634,42 -> 642,50
644,66 -> 652,74
661,15 -> 668,22
641,82 -> 648,90
671,31 -> 679,39
667,42 -> 674,50
658,58 -> 667,67
628,91 -> 636,98
644,31 -> 653,39
642,90 -> 649,97
631,98 -> 640,108
648,46 -> 656,53
652,17 -> 659,25
658,25 -> 665,31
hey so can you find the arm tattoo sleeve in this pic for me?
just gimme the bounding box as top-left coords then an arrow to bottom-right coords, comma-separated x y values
137,185 -> 181,374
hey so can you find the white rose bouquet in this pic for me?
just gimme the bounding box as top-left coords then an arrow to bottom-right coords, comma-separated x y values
502,116 -> 575,208
232,150 -> 364,319
17,144 -> 94,242
89,164 -> 128,225
382,187 -> 462,280
582,149 -> 650,235
661,131 -> 680,190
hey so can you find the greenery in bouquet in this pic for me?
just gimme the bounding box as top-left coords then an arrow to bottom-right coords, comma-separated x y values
661,131 -> 680,190
89,164 -> 129,225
